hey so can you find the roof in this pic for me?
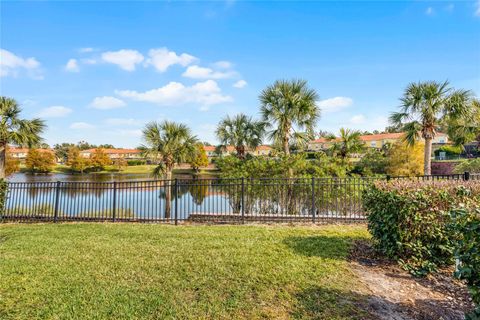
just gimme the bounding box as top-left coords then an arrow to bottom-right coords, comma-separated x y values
8,147 -> 54,154
203,145 -> 216,152
256,145 -> 272,151
311,132 -> 448,144
80,148 -> 141,154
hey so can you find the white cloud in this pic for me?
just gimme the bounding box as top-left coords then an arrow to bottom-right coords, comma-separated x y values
146,47 -> 197,72
213,60 -> 233,69
0,49 -> 42,79
65,59 -> 80,72
425,7 -> 434,15
233,80 -> 247,88
317,97 -> 353,113
182,65 -> 237,79
104,118 -> 142,126
90,96 -> 126,110
476,0 -> 480,16
116,80 -> 233,108
101,49 -> 144,71
70,122 -> 94,130
349,114 -> 366,125
38,106 -> 72,118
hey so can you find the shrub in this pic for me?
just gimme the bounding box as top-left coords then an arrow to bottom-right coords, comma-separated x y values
451,207 -> 480,319
0,179 -> 7,217
434,145 -> 463,157
454,158 -> 480,174
127,160 -> 146,166
25,149 -> 56,173
386,140 -> 424,176
363,180 -> 480,275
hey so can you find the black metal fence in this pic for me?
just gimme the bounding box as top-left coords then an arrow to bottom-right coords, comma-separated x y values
2,172 -> 478,223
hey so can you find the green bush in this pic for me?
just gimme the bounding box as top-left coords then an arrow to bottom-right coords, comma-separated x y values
451,207 -> 480,319
127,160 -> 146,166
454,158 -> 480,174
0,179 -> 7,217
434,145 -> 463,156
363,180 -> 480,275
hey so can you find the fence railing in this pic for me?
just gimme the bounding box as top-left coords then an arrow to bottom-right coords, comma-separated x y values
1,172 -> 478,223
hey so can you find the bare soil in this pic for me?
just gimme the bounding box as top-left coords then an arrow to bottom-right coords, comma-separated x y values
349,240 -> 474,320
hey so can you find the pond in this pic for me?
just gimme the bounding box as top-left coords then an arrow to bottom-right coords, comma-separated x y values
7,172 -> 214,183
4,174 -> 367,222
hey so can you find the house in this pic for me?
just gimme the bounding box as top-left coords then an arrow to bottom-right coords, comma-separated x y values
202,145 -> 272,158
8,147 -> 57,162
308,132 -> 449,151
79,148 -> 143,160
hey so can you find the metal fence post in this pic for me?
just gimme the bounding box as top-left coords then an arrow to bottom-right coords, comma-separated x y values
241,177 -> 245,224
464,171 -> 470,181
174,178 -> 178,225
53,181 -> 61,223
311,177 -> 316,223
112,181 -> 117,222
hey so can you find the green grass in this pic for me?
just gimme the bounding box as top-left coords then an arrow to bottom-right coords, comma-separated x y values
0,224 -> 370,319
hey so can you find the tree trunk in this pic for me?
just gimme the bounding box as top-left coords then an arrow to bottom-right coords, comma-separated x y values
424,138 -> 432,176
0,144 -> 5,180
164,169 -> 172,219
283,136 -> 290,156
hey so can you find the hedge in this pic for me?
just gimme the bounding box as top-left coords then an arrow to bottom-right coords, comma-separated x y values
0,179 -> 6,218
362,180 -> 480,275
452,207 -> 480,319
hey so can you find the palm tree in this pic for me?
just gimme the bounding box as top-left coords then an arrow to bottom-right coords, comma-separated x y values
328,128 -> 365,160
0,97 -> 45,179
447,98 -> 480,152
259,79 -> 320,156
215,113 -> 265,159
141,121 -> 198,218
390,81 -> 471,175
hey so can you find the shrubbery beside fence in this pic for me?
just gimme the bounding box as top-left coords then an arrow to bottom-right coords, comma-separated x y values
363,179 -> 480,318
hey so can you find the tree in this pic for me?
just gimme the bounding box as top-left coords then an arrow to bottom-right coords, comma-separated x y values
447,98 -> 480,150
66,147 -> 91,173
327,128 -> 365,160
0,97 -> 45,179
25,149 -> 55,173
189,144 -> 209,172
113,158 -> 127,171
386,140 -> 424,177
390,81 -> 471,175
259,79 -> 320,156
215,113 -> 265,159
89,148 -> 111,171
141,121 -> 198,218
54,143 -> 75,163
5,147 -> 20,177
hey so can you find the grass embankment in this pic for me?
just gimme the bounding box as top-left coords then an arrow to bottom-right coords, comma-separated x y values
0,224 -> 369,319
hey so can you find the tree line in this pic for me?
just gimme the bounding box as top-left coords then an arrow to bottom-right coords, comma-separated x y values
1,79 -> 479,179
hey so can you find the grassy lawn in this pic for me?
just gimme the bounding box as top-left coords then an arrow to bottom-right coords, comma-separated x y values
0,224 -> 370,319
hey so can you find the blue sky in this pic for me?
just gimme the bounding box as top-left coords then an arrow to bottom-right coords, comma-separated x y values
1,0 -> 479,148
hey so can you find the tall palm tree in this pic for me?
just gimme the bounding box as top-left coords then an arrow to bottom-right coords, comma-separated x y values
328,128 -> 365,160
390,81 -> 471,175
0,97 -> 45,179
259,79 -> 320,156
215,113 -> 265,159
141,121 -> 198,218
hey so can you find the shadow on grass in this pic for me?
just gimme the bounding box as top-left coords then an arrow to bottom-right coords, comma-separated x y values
283,235 -> 361,260
292,286 -> 466,320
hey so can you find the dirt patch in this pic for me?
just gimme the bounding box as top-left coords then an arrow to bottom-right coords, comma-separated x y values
349,240 -> 474,320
